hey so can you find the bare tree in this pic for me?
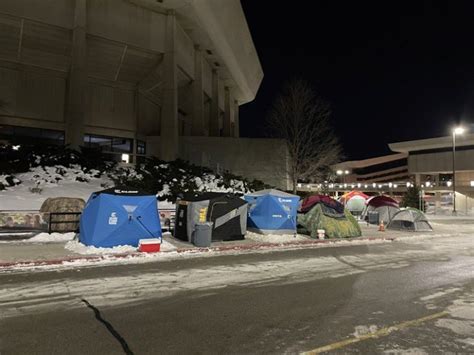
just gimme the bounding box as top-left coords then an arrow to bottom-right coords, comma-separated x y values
267,79 -> 342,193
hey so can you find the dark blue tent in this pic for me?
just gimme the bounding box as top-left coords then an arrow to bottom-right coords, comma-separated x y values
244,189 -> 300,234
79,188 -> 161,248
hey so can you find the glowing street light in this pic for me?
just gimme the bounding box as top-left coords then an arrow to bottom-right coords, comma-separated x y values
452,126 -> 465,214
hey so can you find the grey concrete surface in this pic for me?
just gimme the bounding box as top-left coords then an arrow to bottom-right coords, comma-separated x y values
0,230 -> 473,354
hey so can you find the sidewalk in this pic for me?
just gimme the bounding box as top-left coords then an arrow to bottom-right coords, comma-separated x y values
0,226 -> 401,271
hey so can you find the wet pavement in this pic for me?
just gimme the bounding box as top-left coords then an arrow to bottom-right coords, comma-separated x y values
1,225 -> 473,354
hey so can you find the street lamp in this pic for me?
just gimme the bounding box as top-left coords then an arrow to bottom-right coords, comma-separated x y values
452,126 -> 465,215
336,169 -> 350,185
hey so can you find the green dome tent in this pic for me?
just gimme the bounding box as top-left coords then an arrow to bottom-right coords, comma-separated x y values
298,204 -> 362,238
387,208 -> 433,232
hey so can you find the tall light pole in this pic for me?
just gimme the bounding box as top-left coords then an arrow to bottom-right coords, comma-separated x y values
452,126 -> 465,215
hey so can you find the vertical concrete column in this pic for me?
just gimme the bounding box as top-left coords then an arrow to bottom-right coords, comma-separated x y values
415,174 -> 421,186
160,10 -> 179,161
233,99 -> 240,138
222,87 -> 231,137
434,174 -> 441,214
191,45 -> 204,135
209,69 -> 220,136
65,0 -> 86,149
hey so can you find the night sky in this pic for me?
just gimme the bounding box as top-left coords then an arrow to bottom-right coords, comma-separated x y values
239,0 -> 474,160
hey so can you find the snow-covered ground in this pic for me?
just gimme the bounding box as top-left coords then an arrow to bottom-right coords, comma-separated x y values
29,232 -> 76,242
0,166 -> 112,210
0,166 -> 177,211
65,238 -> 177,255
1,231 -> 472,319
246,231 -> 310,243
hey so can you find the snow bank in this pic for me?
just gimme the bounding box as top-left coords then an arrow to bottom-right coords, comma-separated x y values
245,232 -> 310,243
65,240 -> 137,255
65,238 -> 177,255
29,232 -> 76,242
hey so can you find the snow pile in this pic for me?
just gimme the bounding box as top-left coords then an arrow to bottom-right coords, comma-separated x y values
65,240 -> 137,255
65,238 -> 177,255
245,232 -> 310,243
29,232 -> 76,242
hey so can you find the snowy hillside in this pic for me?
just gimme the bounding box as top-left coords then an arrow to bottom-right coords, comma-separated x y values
0,154 -> 267,211
0,166 -> 112,210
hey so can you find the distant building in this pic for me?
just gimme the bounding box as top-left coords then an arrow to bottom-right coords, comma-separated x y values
389,134 -> 474,213
331,153 -> 409,185
0,0 -> 289,188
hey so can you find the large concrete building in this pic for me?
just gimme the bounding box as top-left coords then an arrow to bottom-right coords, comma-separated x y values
389,133 -> 474,214
0,0 -> 289,187
331,153 -> 409,185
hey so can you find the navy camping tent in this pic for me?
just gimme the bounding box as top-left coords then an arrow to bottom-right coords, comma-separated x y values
244,189 -> 300,234
79,188 -> 161,248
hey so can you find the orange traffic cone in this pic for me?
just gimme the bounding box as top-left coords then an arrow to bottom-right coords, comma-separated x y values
378,220 -> 385,232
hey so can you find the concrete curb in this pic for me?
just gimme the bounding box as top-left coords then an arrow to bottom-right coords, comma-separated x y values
0,236 -> 395,270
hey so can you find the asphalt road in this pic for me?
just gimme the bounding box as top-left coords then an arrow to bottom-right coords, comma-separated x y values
0,232 -> 473,354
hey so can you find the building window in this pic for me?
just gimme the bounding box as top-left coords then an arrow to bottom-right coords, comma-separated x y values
84,134 -> 133,153
0,125 -> 64,145
136,140 -> 146,155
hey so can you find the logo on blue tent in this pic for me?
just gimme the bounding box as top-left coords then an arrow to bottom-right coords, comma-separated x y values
108,212 -> 118,225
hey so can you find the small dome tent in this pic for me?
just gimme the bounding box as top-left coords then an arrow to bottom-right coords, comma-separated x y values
174,192 -> 247,242
298,195 -> 361,238
340,191 -> 369,215
244,189 -> 300,234
361,195 -> 400,224
79,188 -> 162,248
387,208 -> 433,232
340,191 -> 369,204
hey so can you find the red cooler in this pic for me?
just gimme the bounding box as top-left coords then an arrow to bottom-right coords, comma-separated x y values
139,238 -> 162,252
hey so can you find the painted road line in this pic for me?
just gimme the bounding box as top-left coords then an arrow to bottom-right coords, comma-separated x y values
302,311 -> 449,354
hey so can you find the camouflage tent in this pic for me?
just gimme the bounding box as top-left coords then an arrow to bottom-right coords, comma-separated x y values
297,204 -> 361,238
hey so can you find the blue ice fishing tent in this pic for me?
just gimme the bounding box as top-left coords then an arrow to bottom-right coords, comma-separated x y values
79,188 -> 161,248
244,189 -> 300,234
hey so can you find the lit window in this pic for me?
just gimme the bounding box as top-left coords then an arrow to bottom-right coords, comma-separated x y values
83,134 -> 132,153
136,140 -> 146,155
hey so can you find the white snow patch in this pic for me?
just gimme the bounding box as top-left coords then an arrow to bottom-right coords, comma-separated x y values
245,231 -> 309,243
352,324 -> 378,338
458,338 -> 474,346
65,240 -> 137,255
435,318 -> 474,336
0,166 -> 112,210
157,184 -> 170,197
29,232 -> 76,242
446,299 -> 474,320
160,239 -> 177,251
420,287 -> 462,301
65,238 -> 177,255
383,348 -> 429,355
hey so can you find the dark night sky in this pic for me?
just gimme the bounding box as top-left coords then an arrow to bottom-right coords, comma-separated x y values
239,0 -> 474,160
